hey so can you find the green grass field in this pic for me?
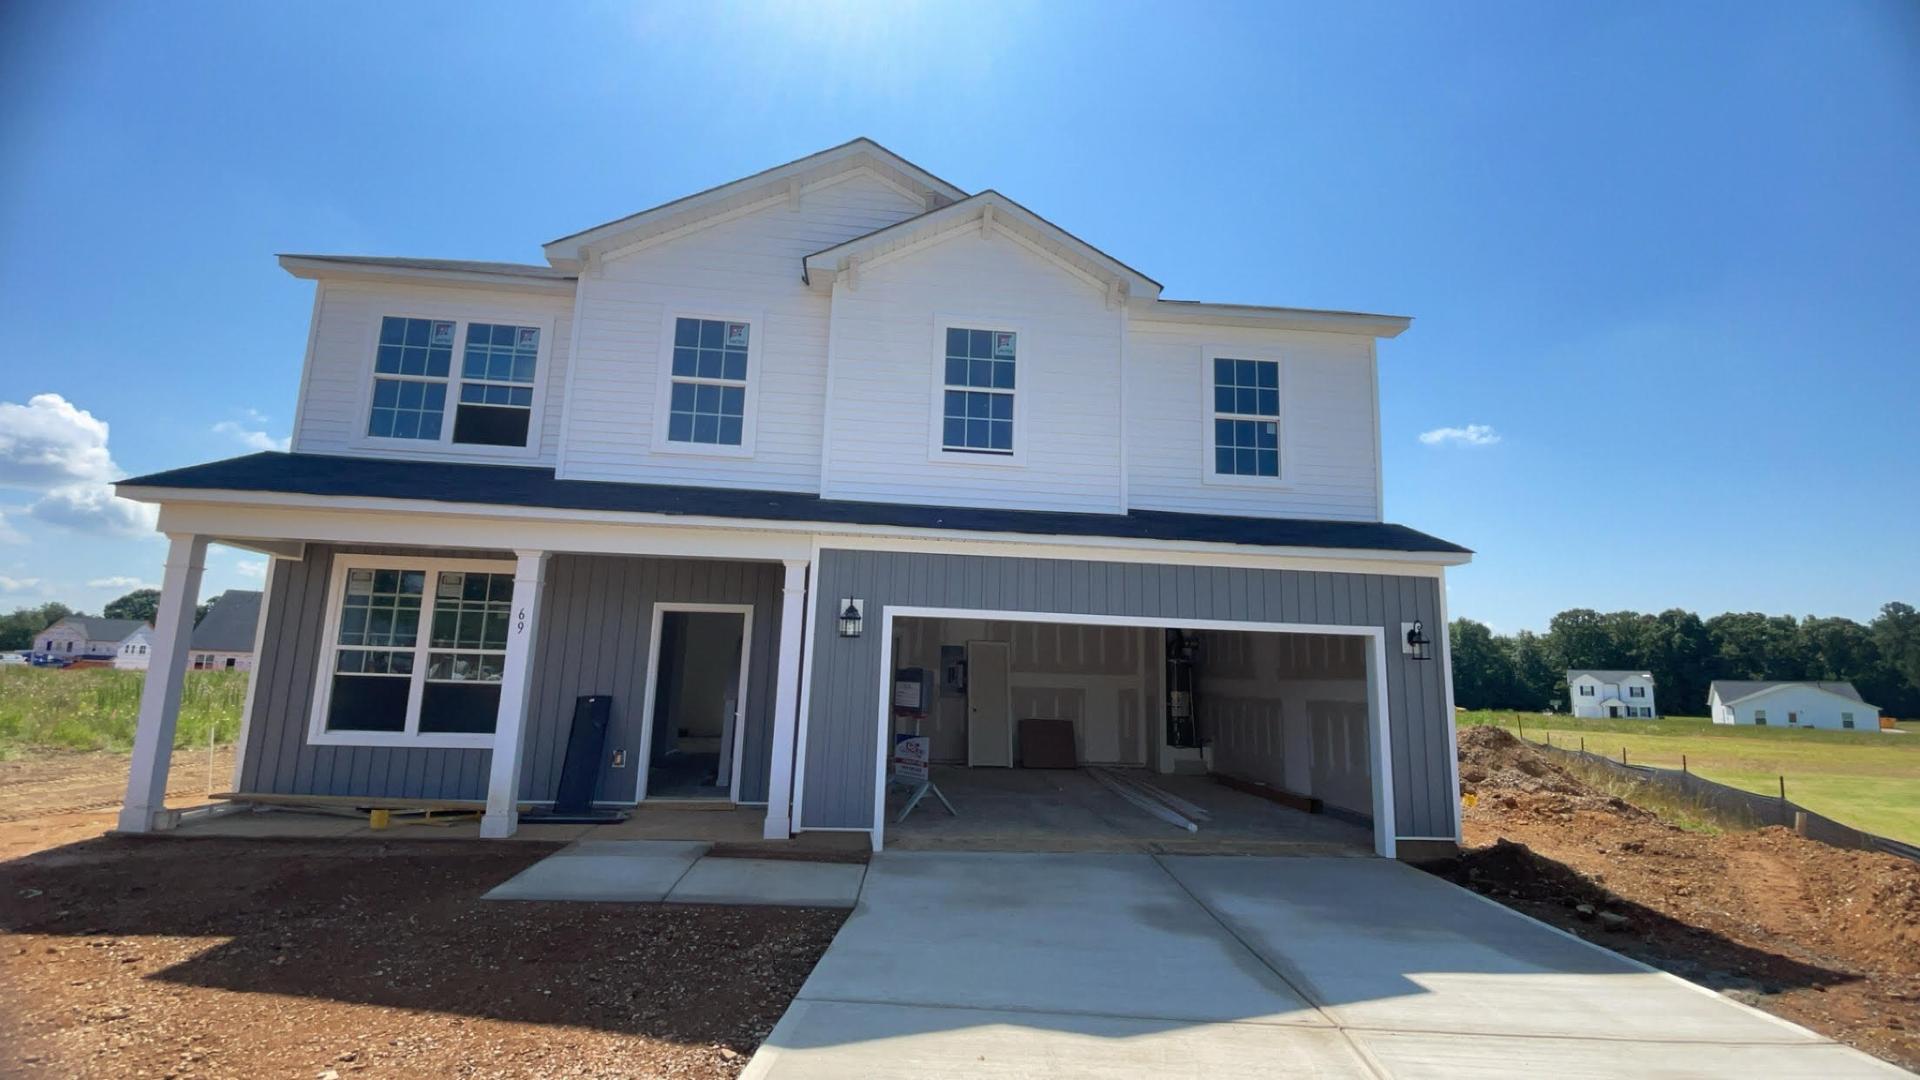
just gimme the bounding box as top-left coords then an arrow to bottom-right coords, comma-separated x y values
0,666 -> 246,758
1460,710 -> 1920,845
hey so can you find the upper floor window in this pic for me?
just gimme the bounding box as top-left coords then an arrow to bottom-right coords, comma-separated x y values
942,327 -> 1015,455
667,317 -> 750,447
369,317 -> 453,440
1211,357 -> 1280,478
1628,685 -> 1645,698
1578,683 -> 1595,696
455,324 -> 540,446
366,316 -> 543,450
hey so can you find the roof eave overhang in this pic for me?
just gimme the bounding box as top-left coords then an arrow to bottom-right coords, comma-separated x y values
113,483 -> 1475,568
801,190 -> 1163,301
1133,300 -> 1413,339
278,256 -> 577,295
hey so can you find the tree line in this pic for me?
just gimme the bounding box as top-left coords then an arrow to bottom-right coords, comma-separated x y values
1451,602 -> 1920,720
0,589 -> 215,651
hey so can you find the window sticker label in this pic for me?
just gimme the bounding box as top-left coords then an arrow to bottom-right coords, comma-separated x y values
431,321 -> 455,346
346,569 -> 375,596
437,572 -> 465,598
994,332 -> 1016,357
725,322 -> 749,347
517,327 -> 539,349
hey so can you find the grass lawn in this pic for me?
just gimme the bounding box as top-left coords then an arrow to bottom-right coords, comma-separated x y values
1460,710 -> 1920,845
0,666 -> 245,759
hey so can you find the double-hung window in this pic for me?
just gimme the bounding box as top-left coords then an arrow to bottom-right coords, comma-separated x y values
312,558 -> 516,746
665,317 -> 750,447
1628,686 -> 1645,698
941,327 -> 1016,455
1578,683 -> 1595,697
369,317 -> 455,440
366,316 -> 543,450
1210,356 -> 1281,479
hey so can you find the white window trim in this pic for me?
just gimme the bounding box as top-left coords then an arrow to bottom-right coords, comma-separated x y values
650,308 -> 763,460
306,553 -> 519,749
927,314 -> 1028,467
1199,344 -> 1294,489
349,311 -> 557,461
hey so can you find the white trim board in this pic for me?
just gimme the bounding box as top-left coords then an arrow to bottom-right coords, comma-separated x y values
633,602 -> 756,804
861,605 -> 1398,860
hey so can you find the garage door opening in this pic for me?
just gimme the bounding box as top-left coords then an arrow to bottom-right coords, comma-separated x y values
876,611 -> 1392,856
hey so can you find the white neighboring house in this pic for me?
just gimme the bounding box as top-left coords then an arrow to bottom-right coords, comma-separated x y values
34,616 -> 150,661
1708,681 -> 1880,731
1567,669 -> 1657,719
187,590 -> 264,672
114,626 -> 157,670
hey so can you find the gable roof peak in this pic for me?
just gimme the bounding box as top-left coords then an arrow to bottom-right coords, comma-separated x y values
542,138 -> 967,268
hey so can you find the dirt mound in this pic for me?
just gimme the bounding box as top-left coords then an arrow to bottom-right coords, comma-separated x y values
1445,724 -> 1920,1070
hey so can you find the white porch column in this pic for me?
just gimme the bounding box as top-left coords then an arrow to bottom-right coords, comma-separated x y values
481,549 -> 550,839
762,558 -> 809,840
117,533 -> 209,833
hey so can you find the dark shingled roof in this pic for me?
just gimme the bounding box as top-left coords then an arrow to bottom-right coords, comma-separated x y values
191,589 -> 264,652
118,453 -> 1472,556
54,616 -> 148,643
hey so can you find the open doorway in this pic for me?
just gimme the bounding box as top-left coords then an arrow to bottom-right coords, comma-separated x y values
641,604 -> 752,801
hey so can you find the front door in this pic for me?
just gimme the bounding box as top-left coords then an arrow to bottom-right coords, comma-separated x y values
966,640 -> 1012,767
643,607 -> 749,800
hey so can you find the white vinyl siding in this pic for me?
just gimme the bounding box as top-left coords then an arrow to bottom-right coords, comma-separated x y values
292,281 -> 573,465
559,169 -> 928,491
1127,322 -> 1381,520
823,229 -> 1123,512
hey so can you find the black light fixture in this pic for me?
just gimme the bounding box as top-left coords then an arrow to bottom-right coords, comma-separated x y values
1404,620 -> 1433,661
838,598 -> 864,638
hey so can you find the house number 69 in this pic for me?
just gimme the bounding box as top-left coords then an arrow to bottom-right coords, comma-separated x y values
516,608 -> 527,633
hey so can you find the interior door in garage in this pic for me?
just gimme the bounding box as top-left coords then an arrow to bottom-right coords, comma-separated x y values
966,640 -> 1012,767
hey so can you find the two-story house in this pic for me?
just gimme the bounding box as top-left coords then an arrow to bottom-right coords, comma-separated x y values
1567,669 -> 1657,718
113,140 -> 1472,859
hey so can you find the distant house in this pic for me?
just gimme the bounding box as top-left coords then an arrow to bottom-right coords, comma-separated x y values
1708,681 -> 1879,731
1567,669 -> 1657,719
113,626 -> 157,670
34,616 -> 150,661
188,589 -> 264,672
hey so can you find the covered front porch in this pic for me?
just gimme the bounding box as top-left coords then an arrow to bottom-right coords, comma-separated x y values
113,505 -> 816,843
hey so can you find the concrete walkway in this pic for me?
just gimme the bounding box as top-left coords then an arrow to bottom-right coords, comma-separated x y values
743,852 -> 1903,1079
481,840 -> 867,907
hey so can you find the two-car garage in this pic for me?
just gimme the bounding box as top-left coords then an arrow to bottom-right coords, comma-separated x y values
794,548 -> 1460,859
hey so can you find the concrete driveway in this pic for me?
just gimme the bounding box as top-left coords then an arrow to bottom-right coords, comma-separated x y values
743,852 -> 1903,1079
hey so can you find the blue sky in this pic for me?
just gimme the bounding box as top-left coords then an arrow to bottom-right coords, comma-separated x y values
1,1 -> 1915,630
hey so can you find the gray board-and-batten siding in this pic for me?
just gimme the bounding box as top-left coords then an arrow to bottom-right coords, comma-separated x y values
802,548 -> 1451,837
238,547 -> 783,804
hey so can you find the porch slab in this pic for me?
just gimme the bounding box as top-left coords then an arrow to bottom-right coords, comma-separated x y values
663,856 -> 867,908
482,840 -> 709,901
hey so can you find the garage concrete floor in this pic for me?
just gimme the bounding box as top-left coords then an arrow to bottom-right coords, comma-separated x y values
885,766 -> 1374,854
742,852 -> 1901,1079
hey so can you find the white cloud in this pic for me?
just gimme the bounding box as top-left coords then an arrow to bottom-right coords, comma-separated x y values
0,575 -> 42,593
0,393 -> 160,536
213,415 -> 290,453
88,575 -> 156,590
0,393 -> 117,489
1418,424 -> 1502,447
27,483 -> 158,536
234,559 -> 267,581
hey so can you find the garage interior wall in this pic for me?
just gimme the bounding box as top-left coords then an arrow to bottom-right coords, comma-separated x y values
1192,630 -> 1372,819
893,618 -> 1158,766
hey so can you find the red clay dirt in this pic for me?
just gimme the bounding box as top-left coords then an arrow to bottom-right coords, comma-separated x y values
1441,724 -> 1920,1071
0,836 -> 845,1079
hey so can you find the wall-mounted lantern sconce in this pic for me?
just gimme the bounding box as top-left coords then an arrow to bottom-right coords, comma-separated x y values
1402,620 -> 1433,661
838,598 -> 865,638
